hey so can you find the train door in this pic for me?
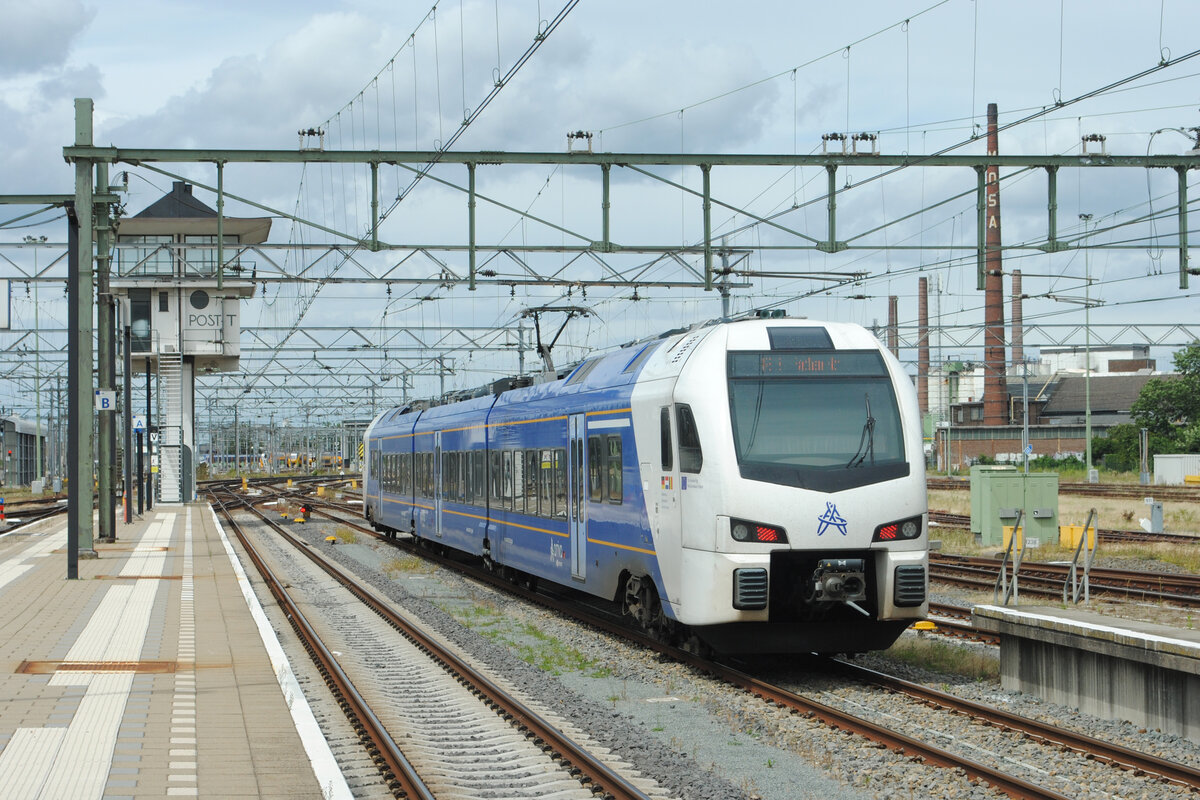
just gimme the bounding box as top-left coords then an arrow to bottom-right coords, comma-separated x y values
569,414 -> 587,581
655,404 -> 683,599
434,431 -> 444,539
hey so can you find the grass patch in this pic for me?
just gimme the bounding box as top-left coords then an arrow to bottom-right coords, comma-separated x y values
885,635 -> 999,681
335,526 -> 358,545
381,554 -> 433,577
443,609 -> 609,677
511,622 -> 602,675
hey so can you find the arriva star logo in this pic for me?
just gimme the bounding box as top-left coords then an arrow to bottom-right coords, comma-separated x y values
816,501 -> 848,536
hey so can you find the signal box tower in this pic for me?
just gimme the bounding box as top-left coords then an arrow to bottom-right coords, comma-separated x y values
111,182 -> 270,503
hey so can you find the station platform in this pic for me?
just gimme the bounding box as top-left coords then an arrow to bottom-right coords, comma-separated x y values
0,503 -> 351,800
972,604 -> 1200,741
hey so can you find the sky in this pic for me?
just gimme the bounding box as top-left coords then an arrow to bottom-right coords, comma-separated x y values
2,0 -> 1199,420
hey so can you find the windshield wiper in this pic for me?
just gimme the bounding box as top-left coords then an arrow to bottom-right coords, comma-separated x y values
846,393 -> 876,468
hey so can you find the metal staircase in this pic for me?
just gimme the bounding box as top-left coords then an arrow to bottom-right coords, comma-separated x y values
157,348 -> 184,504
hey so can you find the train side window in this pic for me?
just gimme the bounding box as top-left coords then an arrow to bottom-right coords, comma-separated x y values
676,404 -> 703,474
473,451 -> 485,505
511,449 -> 525,514
606,435 -> 623,503
587,436 -> 603,502
463,451 -> 470,503
453,451 -> 463,502
490,451 -> 503,508
502,450 -> 514,511
539,449 -> 554,518
444,451 -> 453,500
553,448 -> 568,520
525,450 -> 540,516
660,407 -> 673,470
459,451 -> 468,502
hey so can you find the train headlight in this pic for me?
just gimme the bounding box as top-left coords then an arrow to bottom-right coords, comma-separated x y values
730,518 -> 788,544
873,516 -> 923,542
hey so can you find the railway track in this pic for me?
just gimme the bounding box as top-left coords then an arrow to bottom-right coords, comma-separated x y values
0,496 -> 68,533
208,485 -> 657,800
930,552 -> 1200,606
928,476 -> 1200,502
254,483 -> 1200,799
928,509 -> 1200,544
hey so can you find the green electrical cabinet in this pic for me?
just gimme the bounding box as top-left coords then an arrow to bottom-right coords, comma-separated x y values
969,465 -> 1059,548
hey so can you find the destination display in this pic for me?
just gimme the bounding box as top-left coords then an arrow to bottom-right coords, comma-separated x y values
728,350 -> 888,378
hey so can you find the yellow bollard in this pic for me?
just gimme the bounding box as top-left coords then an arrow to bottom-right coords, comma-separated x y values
317,486 -> 326,498
242,477 -> 248,490
350,480 -> 357,489
287,479 -> 294,488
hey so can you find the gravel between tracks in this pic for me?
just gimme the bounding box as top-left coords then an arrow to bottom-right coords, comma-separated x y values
273,515 -> 1200,800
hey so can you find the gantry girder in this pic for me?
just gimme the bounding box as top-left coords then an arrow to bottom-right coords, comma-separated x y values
56,146 -> 1200,293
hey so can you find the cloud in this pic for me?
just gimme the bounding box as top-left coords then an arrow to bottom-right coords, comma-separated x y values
0,0 -> 95,77
36,64 -> 104,106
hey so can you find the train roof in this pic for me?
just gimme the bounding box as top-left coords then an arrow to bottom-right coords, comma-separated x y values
0,415 -> 44,436
365,314 -> 885,435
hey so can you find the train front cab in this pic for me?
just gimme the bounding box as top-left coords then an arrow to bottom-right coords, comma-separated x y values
636,320 -> 929,655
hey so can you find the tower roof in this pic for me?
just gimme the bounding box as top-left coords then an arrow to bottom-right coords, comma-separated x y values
119,182 -> 271,243
132,182 -> 217,219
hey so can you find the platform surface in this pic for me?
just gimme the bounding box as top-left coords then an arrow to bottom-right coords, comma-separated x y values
0,504 -> 345,799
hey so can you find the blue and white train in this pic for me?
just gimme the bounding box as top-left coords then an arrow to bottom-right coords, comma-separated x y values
363,316 -> 928,654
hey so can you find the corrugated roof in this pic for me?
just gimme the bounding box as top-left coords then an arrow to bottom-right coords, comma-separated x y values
1041,374 -> 1165,416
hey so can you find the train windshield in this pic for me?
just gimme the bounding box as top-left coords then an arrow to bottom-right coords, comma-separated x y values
727,350 -> 909,491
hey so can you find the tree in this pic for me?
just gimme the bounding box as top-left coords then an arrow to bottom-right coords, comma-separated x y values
1130,342 -> 1200,452
1091,423 -> 1178,471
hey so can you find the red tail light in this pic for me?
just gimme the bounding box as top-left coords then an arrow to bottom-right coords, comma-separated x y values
755,525 -> 780,542
873,516 -> 922,543
730,518 -> 788,544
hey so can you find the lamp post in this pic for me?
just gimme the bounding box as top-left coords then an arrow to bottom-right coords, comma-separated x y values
23,235 -> 47,483
1079,213 -> 1096,483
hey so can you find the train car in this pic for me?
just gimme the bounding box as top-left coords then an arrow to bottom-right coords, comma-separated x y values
1,416 -> 47,487
364,316 -> 928,655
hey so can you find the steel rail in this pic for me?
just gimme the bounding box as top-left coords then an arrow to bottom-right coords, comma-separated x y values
208,491 -> 434,800
213,487 -> 654,800
835,661 -> 1200,791
928,477 -> 1200,503
933,553 -> 1200,598
929,509 -> 1200,545
924,603 -> 1000,644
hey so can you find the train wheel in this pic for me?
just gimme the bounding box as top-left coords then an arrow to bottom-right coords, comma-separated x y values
623,575 -> 663,632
